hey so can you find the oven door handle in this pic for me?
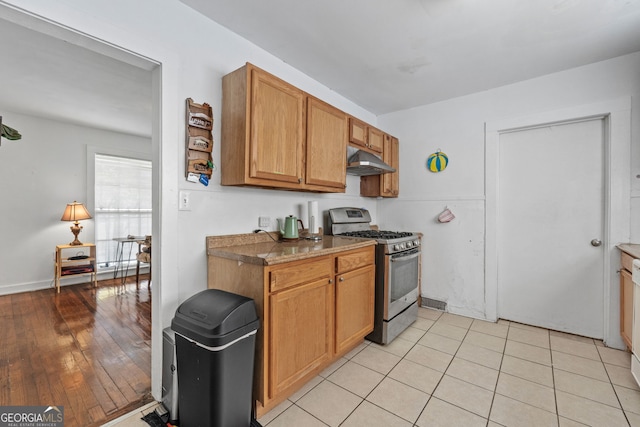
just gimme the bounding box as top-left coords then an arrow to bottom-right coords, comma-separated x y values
390,249 -> 421,262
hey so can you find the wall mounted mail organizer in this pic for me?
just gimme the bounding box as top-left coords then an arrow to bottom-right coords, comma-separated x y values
185,98 -> 214,185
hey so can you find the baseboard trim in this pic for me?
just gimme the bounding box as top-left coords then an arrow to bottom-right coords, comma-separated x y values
422,297 -> 447,311
0,267 -> 150,296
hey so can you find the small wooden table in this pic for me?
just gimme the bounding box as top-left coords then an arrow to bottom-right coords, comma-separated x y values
54,243 -> 97,293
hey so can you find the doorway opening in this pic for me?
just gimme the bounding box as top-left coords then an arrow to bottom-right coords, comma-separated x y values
0,4 -> 163,423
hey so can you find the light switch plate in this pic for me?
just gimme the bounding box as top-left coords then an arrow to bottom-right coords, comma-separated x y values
179,191 -> 191,211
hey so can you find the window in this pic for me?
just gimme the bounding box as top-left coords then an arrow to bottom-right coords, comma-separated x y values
94,154 -> 152,269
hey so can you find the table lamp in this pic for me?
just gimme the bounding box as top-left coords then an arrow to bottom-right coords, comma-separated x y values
61,201 -> 92,246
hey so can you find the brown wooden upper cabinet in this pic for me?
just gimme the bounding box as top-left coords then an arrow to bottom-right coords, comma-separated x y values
221,63 -> 347,193
306,97 -> 347,190
348,117 -> 383,154
348,117 -> 367,148
367,126 -> 384,153
361,134 -> 399,198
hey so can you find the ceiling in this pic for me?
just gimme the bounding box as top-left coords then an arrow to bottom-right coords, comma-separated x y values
182,0 -> 640,115
0,15 -> 154,137
1,1 -> 640,138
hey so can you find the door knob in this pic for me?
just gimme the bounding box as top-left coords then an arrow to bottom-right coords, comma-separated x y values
591,239 -> 602,247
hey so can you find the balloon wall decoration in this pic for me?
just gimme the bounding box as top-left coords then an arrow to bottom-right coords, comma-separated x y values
427,150 -> 448,172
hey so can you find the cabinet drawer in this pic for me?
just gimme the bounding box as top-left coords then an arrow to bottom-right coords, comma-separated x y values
336,247 -> 375,274
270,257 -> 333,293
622,251 -> 636,273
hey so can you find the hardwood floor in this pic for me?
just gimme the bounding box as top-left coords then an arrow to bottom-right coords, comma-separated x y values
0,275 -> 153,427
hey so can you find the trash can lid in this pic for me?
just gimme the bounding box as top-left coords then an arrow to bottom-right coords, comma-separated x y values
171,289 -> 260,347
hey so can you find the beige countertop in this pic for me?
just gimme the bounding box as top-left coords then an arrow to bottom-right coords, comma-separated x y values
618,243 -> 640,259
206,233 -> 376,266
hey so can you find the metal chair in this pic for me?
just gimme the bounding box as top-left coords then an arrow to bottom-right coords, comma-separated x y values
135,235 -> 151,286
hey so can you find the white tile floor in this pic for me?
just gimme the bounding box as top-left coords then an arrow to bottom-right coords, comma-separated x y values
108,308 -> 640,426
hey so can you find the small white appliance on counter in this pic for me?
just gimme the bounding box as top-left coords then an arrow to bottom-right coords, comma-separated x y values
631,259 -> 640,387
307,200 -> 321,240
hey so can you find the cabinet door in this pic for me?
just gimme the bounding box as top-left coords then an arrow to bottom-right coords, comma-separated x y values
348,117 -> 368,148
381,135 -> 399,197
306,97 -> 347,190
250,68 -> 305,184
621,268 -> 633,349
335,264 -> 375,354
269,278 -> 334,398
367,126 -> 384,153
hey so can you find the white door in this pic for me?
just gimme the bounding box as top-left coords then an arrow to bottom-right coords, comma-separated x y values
497,118 -> 604,338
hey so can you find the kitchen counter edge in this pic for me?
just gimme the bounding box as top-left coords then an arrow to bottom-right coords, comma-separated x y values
206,233 -> 376,266
618,243 -> 640,260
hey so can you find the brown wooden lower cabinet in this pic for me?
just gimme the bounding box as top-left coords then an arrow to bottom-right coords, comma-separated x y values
621,251 -> 635,350
335,263 -> 375,354
269,276 -> 334,397
207,245 -> 375,416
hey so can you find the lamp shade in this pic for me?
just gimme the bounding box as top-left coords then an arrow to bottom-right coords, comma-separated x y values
61,201 -> 92,222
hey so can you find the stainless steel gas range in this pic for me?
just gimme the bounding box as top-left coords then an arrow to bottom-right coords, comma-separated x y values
329,207 -> 421,345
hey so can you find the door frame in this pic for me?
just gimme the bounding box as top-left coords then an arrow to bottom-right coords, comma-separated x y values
485,97 -> 631,349
0,2 -> 182,398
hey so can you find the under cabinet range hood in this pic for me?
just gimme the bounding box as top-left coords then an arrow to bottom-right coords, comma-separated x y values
346,147 -> 395,176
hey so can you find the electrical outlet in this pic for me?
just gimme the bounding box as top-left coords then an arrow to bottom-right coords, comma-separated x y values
179,191 -> 191,211
259,216 -> 270,228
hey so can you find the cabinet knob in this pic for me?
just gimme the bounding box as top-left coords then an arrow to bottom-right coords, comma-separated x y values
339,277 -> 345,282
328,279 -> 333,284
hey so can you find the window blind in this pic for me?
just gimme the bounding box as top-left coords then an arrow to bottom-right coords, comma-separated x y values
94,154 -> 152,269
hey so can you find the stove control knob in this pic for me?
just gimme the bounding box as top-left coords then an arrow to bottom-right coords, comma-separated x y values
393,244 -> 400,251
414,239 -> 420,247
399,243 -> 406,250
405,241 -> 413,248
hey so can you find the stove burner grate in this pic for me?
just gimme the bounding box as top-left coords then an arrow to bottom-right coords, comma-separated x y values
339,230 -> 414,240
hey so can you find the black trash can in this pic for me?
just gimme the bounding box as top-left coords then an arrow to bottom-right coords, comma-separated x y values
161,327 -> 179,425
172,289 -> 260,427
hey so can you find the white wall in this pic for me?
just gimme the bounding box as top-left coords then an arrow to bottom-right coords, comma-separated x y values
0,0 -> 381,399
378,52 -> 640,335
0,111 -> 151,294
3,0 -> 639,399
0,1 -> 381,293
